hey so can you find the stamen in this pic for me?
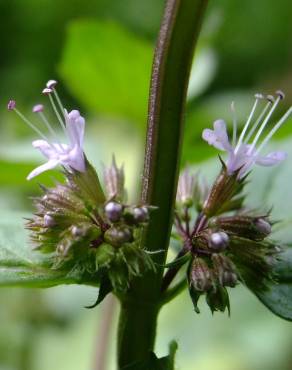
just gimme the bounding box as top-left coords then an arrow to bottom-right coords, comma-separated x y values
48,93 -> 67,135
234,94 -> 263,153
255,106 -> 292,155
231,102 -> 237,145
248,93 -> 283,154
9,104 -> 49,142
52,88 -> 67,122
244,98 -> 273,144
33,106 -> 59,140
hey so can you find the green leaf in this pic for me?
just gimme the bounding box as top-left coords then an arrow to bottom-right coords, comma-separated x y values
121,341 -> 177,370
59,20 -> 152,125
252,247 -> 292,321
0,213 -> 90,288
85,273 -> 112,309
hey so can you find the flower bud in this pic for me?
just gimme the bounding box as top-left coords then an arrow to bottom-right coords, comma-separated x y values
209,232 -> 229,251
104,226 -> 133,247
133,206 -> 149,223
192,229 -> 228,252
103,156 -> 125,201
44,213 -> 55,227
123,206 -> 149,225
254,218 -> 272,238
203,165 -> 245,217
206,286 -> 230,314
213,215 -> 272,241
189,257 -> 215,292
211,253 -> 237,287
104,201 -> 123,222
176,168 -> 195,207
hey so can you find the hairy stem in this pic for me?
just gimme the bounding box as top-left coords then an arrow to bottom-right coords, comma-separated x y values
117,0 -> 208,367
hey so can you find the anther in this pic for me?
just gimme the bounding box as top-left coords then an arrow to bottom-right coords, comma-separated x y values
254,93 -> 264,99
7,100 -> 16,110
276,90 -> 285,100
266,95 -> 275,103
42,88 -> 53,95
32,104 -> 44,113
46,80 -> 58,89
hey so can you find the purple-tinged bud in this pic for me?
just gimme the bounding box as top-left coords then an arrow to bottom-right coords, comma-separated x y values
32,104 -> 44,113
104,226 -> 133,247
133,206 -> 149,223
254,218 -> 271,237
212,254 -> 237,288
103,156 -> 125,201
7,100 -> 16,110
192,229 -> 228,253
46,80 -> 58,89
104,201 -> 123,222
209,232 -> 229,251
189,257 -> 215,292
71,225 -> 83,237
206,286 -> 230,314
202,165 -> 245,217
42,87 -> 53,95
213,215 -> 272,241
44,213 -> 55,227
176,168 -> 195,207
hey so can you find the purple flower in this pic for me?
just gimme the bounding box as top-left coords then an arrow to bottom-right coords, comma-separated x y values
202,92 -> 292,177
8,81 -> 86,180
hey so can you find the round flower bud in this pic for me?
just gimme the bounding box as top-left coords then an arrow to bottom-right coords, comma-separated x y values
254,218 -> 271,238
209,232 -> 229,251
133,206 -> 149,223
104,201 -> 123,222
44,213 -> 55,227
104,226 -> 133,247
71,225 -> 84,237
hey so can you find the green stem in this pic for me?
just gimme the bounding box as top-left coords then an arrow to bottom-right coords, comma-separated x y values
117,0 -> 208,367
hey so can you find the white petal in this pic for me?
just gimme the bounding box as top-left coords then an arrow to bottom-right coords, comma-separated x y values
202,129 -> 226,151
213,120 -> 232,151
27,159 -> 60,180
32,140 -> 57,159
65,110 -> 85,147
64,145 -> 86,172
255,151 -> 287,166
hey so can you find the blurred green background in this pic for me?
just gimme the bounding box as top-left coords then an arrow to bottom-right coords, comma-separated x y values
0,0 -> 292,369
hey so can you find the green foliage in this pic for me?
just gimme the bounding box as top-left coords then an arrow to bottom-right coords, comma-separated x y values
59,20 -> 153,125
85,273 -> 112,308
252,247 -> 292,321
0,214 -> 85,287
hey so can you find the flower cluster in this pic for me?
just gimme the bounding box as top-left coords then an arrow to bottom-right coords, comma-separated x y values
9,80 -> 154,292
202,91 -> 291,178
170,91 -> 291,314
8,80 -> 86,179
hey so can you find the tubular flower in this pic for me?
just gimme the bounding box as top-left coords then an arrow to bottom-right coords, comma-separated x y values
8,80 -> 86,180
202,91 -> 292,177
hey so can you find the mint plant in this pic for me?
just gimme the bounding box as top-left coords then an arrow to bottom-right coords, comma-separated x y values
2,0 -> 292,369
